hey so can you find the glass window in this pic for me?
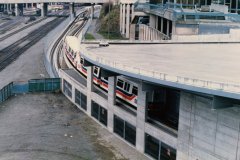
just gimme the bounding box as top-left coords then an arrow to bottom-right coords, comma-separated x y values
99,107 -> 108,126
81,93 -> 87,110
160,142 -> 176,160
93,67 -> 98,75
63,80 -> 72,98
132,86 -> 138,95
91,101 -> 99,120
125,122 -> 136,145
114,115 -> 124,138
145,133 -> 160,160
117,79 -> 124,88
80,57 -> 84,64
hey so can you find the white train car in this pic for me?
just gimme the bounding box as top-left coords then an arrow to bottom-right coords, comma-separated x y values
63,36 -> 138,108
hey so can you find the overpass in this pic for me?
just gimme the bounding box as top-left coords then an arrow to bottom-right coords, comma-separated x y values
0,0 -> 108,3
0,0 -> 109,16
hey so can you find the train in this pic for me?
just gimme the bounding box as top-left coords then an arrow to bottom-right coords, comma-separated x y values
63,36 -> 138,108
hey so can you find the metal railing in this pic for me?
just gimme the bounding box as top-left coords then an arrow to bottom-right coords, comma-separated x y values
80,47 -> 240,94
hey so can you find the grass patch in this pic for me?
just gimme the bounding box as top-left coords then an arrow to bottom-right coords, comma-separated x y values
98,31 -> 127,40
85,33 -> 95,40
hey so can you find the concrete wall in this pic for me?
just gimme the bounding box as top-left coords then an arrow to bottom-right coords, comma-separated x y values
178,91 -> 240,160
172,28 -> 240,42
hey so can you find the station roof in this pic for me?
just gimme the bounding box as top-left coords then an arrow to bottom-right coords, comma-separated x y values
81,42 -> 240,99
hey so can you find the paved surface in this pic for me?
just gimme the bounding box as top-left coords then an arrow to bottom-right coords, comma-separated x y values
83,43 -> 240,84
0,15 -> 148,159
0,94 -> 119,160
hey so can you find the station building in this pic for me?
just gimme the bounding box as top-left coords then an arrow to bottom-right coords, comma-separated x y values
57,1 -> 240,160
119,0 -> 240,40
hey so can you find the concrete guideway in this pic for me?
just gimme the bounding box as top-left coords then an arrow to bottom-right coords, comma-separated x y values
80,42 -> 240,99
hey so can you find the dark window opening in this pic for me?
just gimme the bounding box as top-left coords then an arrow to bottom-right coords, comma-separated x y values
146,88 -> 180,132
91,101 -> 108,126
75,89 -> 87,110
117,79 -> 124,88
63,80 -> 72,98
145,133 -> 176,160
113,115 -> 136,146
132,86 -> 138,96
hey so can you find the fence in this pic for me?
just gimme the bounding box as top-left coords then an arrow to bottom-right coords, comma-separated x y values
29,78 -> 61,92
0,78 -> 61,104
0,82 -> 13,103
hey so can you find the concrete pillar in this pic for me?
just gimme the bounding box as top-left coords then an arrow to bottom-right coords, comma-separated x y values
15,4 -> 19,16
26,3 -> 29,9
131,4 -> 134,21
91,3 -> 94,19
69,3 -> 76,19
126,4 -> 130,38
41,3 -> 48,17
86,66 -> 93,116
161,17 -> 163,33
120,4 -> 122,33
122,4 -> 126,35
167,20 -> 170,37
149,15 -> 155,28
107,76 -> 116,132
31,3 -> 34,8
6,4 -> 9,12
136,81 -> 147,153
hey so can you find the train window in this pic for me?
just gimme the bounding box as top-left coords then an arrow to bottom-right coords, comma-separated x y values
93,67 -> 98,75
80,57 -> 84,64
132,86 -> 138,95
117,79 -> 124,88
124,82 -> 130,92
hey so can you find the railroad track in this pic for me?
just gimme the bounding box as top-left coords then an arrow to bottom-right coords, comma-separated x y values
0,17 -> 66,71
50,11 -> 88,76
0,17 -> 25,35
0,17 -> 47,42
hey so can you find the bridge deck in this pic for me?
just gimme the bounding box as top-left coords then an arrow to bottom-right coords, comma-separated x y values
82,43 -> 240,96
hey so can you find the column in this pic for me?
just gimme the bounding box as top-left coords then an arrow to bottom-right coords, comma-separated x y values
167,20 -> 170,37
161,17 -> 163,33
122,4 -> 126,35
70,3 -> 75,19
15,3 -> 19,16
131,4 -> 134,21
107,76 -> 116,132
41,3 -> 48,17
86,66 -> 93,116
136,81 -> 147,153
31,3 -> 34,8
126,4 -> 130,38
6,3 -> 9,12
91,3 -> 94,19
120,4 -> 122,33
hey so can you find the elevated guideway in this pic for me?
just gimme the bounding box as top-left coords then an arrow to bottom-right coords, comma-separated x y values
80,42 -> 240,100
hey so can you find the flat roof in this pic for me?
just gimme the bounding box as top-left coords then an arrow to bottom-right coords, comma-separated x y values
81,43 -> 240,98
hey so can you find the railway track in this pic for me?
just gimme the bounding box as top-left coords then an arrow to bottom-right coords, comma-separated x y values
0,17 -> 47,42
50,11 -> 88,76
0,17 -> 66,71
0,17 -> 25,35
